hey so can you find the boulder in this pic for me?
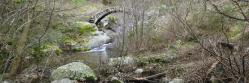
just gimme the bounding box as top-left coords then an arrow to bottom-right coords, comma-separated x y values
134,68 -> 144,74
87,32 -> 111,49
73,21 -> 96,35
51,62 -> 96,80
108,57 -> 134,66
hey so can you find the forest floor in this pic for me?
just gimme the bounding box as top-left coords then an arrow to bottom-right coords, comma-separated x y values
3,0 -> 247,83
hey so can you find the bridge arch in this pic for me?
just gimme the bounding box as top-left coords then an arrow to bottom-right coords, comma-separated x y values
89,8 -> 128,25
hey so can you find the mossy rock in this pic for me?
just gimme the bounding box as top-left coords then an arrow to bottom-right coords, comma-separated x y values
136,54 -> 176,67
51,62 -> 96,80
62,36 -> 91,52
73,22 -> 96,35
108,57 -> 134,66
40,44 -> 62,55
63,38 -> 78,46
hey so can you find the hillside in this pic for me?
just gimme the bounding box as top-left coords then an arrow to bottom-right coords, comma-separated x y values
1,0 -> 249,83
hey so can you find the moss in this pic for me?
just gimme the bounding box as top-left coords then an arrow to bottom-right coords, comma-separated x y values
136,55 -> 173,67
73,22 -> 96,35
63,37 -> 77,46
62,36 -> 91,52
51,62 -> 96,80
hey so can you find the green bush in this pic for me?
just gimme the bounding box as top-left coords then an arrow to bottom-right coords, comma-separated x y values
40,44 -> 62,55
32,44 -> 62,60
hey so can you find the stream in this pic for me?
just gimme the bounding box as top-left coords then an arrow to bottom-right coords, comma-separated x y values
78,20 -> 120,66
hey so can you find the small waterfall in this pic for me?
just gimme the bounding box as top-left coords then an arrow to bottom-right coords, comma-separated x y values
82,15 -> 123,65
83,31 -> 112,64
87,31 -> 111,49
87,43 -> 111,64
88,43 -> 111,52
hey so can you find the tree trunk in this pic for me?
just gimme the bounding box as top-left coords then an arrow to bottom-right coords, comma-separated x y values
8,19 -> 32,77
7,1 -> 34,77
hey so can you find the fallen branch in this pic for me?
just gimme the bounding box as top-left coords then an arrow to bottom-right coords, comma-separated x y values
129,72 -> 166,83
144,72 -> 166,79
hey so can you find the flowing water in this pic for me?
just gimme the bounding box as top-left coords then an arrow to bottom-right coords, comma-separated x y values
77,29 -> 117,67
74,16 -> 126,67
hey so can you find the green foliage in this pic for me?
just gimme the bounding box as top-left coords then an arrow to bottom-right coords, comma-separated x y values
40,44 -> 62,55
31,44 -> 62,62
63,36 -> 77,45
136,55 -> 173,67
229,22 -> 246,40
61,36 -> 90,52
108,16 -> 117,24
73,22 -> 96,35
